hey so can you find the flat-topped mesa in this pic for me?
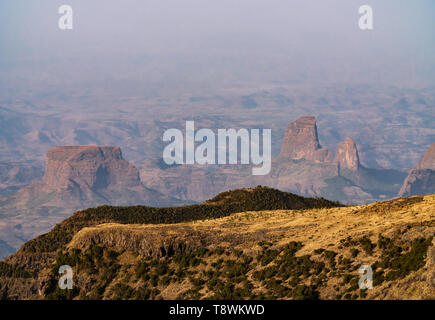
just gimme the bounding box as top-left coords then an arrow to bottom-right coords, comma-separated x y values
43,146 -> 141,190
280,116 -> 332,163
417,143 -> 435,170
334,137 -> 361,172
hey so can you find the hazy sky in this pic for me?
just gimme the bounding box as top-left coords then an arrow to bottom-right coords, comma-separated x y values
0,0 -> 434,88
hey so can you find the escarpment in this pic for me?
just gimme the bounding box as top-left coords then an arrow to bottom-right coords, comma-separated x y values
67,224 -> 208,260
0,145 -> 183,260
280,116 -> 333,163
399,143 -> 435,197
0,194 -> 433,300
43,146 -> 142,191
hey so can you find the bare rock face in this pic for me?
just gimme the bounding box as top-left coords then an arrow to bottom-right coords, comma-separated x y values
398,169 -> 435,197
398,143 -> 435,197
417,143 -> 435,170
43,146 -> 141,192
280,116 -> 332,163
28,145 -> 181,208
334,137 -> 360,172
141,117 -> 405,205
0,146 -> 183,259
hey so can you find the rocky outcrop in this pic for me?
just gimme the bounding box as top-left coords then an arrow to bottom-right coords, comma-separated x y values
0,146 -> 184,259
398,143 -> 435,197
17,145 -> 178,208
43,146 -> 141,193
417,143 -> 435,170
11,145 -> 181,208
398,169 -> 435,197
334,137 -> 360,173
68,224 -> 207,260
280,116 -> 333,163
141,116 -> 406,205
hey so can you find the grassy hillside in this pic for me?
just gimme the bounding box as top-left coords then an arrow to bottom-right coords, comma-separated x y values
20,186 -> 339,254
0,191 -> 433,300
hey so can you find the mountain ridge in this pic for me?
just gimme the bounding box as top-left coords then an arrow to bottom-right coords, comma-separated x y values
0,191 -> 433,300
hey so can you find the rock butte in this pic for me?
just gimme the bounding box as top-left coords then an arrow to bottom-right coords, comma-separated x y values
43,145 -> 141,191
279,116 -> 361,173
0,145 -> 182,258
280,116 -> 333,163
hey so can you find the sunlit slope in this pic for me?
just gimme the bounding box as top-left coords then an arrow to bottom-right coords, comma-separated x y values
0,193 -> 433,300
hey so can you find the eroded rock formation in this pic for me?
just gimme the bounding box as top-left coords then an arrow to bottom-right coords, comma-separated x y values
43,146 -> 141,193
334,137 -> 360,173
0,146 -> 182,259
280,116 -> 333,163
417,143 -> 435,170
399,143 -> 435,197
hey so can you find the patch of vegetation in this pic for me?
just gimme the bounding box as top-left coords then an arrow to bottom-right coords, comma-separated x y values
357,196 -> 424,215
39,231 -> 433,300
45,286 -> 80,300
350,248 -> 359,258
323,250 -> 338,269
341,236 -> 357,248
45,245 -> 121,300
257,249 -> 279,266
293,285 -> 319,300
359,237 -> 376,255
0,262 -> 34,278
376,237 -> 432,281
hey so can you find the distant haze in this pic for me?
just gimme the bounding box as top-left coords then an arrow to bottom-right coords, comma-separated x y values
1,0 -> 434,91
0,1 -> 433,171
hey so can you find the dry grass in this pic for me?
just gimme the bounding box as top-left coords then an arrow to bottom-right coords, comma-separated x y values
71,195 -> 434,254
63,195 -> 434,300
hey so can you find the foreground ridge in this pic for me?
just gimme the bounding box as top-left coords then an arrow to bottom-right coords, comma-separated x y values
0,191 -> 433,300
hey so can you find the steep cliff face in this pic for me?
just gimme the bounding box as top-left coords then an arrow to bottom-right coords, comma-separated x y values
334,137 -> 360,173
15,145 -> 173,207
141,116 -> 405,205
280,116 -> 333,163
0,163 -> 43,198
399,143 -> 435,197
0,146 -> 183,259
417,143 -> 435,170
398,169 -> 435,197
43,146 -> 141,192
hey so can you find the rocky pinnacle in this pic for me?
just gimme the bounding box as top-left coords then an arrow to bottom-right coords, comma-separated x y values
280,116 -> 333,163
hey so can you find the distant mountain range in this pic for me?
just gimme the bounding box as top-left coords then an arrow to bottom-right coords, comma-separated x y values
0,116 -> 433,260
1,85 -> 434,171
140,116 -> 410,204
